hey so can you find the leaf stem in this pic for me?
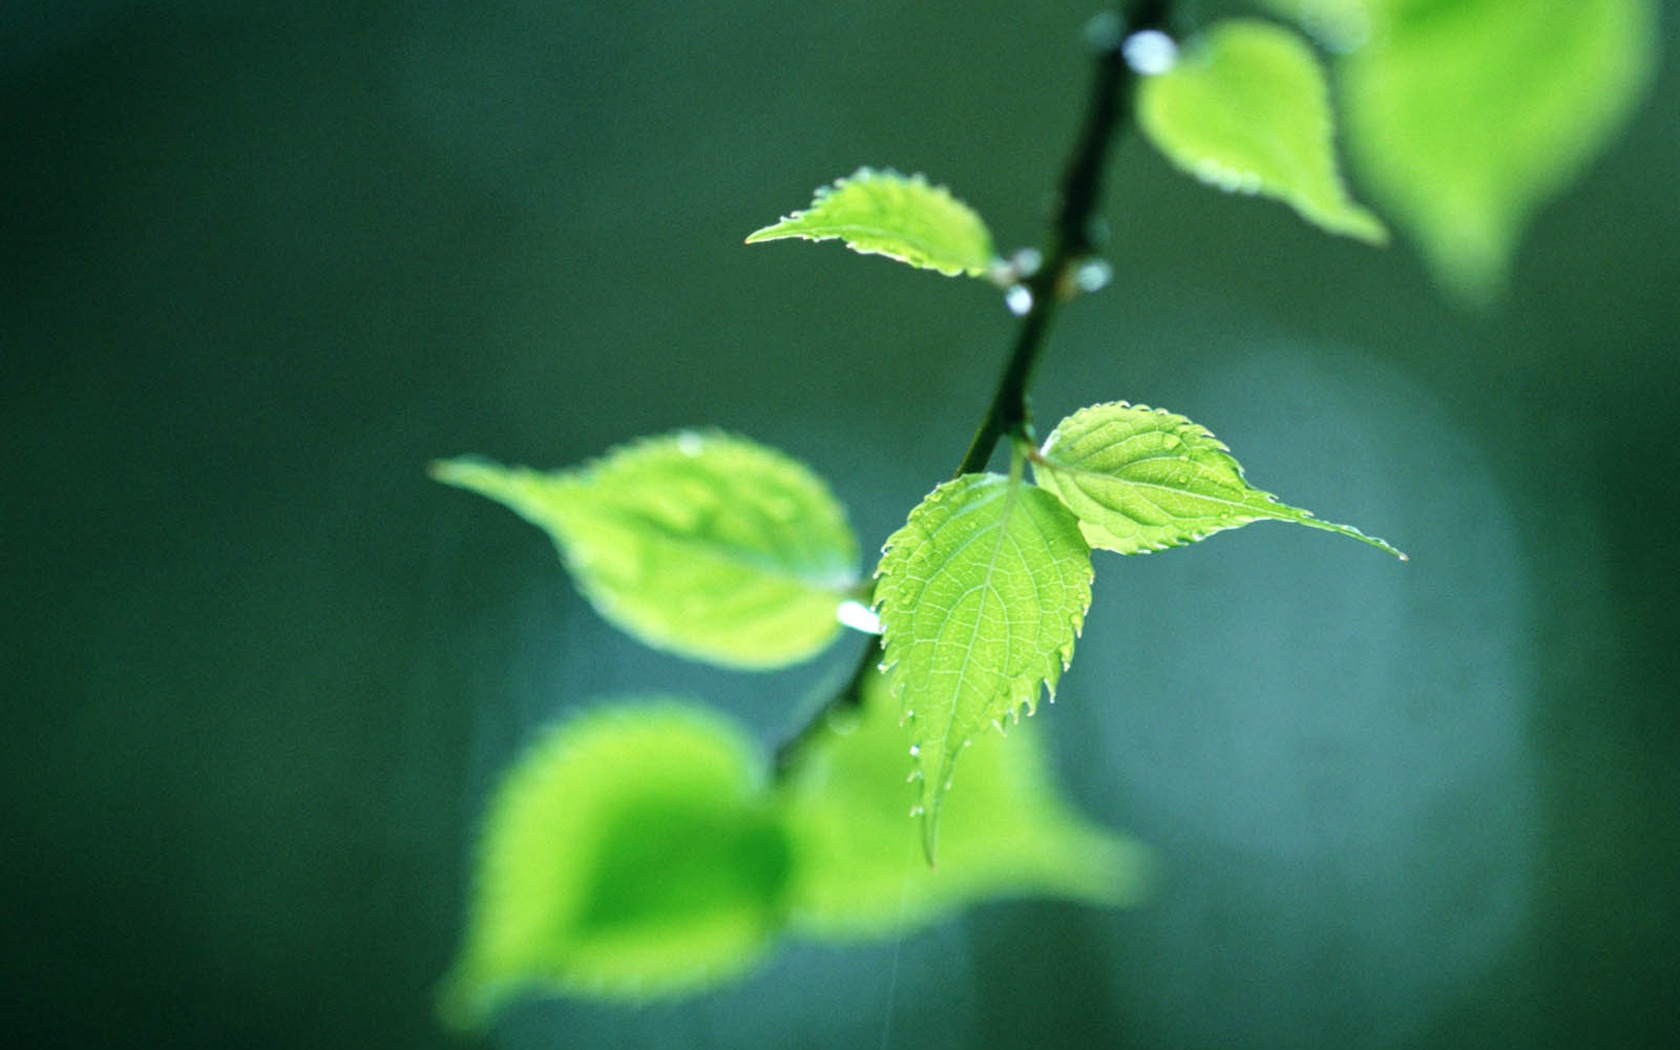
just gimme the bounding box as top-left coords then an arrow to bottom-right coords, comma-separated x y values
771,632 -> 879,777
955,0 -> 1171,477
773,1 -> 1171,776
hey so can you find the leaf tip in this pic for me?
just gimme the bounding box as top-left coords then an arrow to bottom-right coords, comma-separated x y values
1339,206 -> 1391,247
427,456 -> 473,484
1358,529 -> 1409,562
428,455 -> 515,497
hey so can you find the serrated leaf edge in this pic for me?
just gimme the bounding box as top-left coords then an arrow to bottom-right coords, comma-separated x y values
1036,401 -> 1406,559
745,167 -> 996,277
872,474 -> 1094,863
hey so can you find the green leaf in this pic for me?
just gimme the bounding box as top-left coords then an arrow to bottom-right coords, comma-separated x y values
1252,0 -> 1378,52
1333,0 -> 1657,302
1138,18 -> 1387,243
779,667 -> 1150,938
439,702 -> 791,1025
433,431 -> 859,669
875,473 -> 1093,864
745,168 -> 997,277
1032,402 -> 1406,559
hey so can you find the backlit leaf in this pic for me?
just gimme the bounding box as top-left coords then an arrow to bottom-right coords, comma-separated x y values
1334,0 -> 1657,301
875,473 -> 1093,864
1138,19 -> 1387,243
746,168 -> 996,277
1252,0 -> 1377,52
433,431 -> 859,669
438,702 -> 790,1025
1033,402 -> 1405,559
779,666 -> 1150,938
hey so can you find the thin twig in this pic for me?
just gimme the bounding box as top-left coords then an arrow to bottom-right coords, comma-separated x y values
955,0 -> 1170,476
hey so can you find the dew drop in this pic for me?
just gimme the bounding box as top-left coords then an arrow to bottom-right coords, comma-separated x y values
1005,284 -> 1034,316
907,744 -> 920,757
836,599 -> 881,634
675,431 -> 703,456
1011,247 -> 1043,279
1082,11 -> 1124,52
1122,29 -> 1178,76
1074,258 -> 1112,294
909,804 -> 925,817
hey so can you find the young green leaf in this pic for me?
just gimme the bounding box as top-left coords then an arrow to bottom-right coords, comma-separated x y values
433,431 -> 859,669
1334,0 -> 1656,302
745,168 -> 997,277
779,666 -> 1150,938
1138,19 -> 1387,244
1032,402 -> 1405,559
438,702 -> 791,1026
875,473 -> 1093,864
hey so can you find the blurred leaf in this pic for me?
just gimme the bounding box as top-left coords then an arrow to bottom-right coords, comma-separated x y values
1033,402 -> 1405,558
439,702 -> 791,1025
1334,0 -> 1657,301
1138,19 -> 1387,243
875,473 -> 1093,863
433,431 -> 859,669
1252,0 -> 1378,52
746,168 -> 997,277
779,667 -> 1150,938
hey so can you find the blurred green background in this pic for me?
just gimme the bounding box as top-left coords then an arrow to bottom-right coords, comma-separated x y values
4,1 -> 1676,1047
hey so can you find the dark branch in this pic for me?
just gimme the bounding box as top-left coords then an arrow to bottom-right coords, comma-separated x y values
955,0 -> 1170,476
